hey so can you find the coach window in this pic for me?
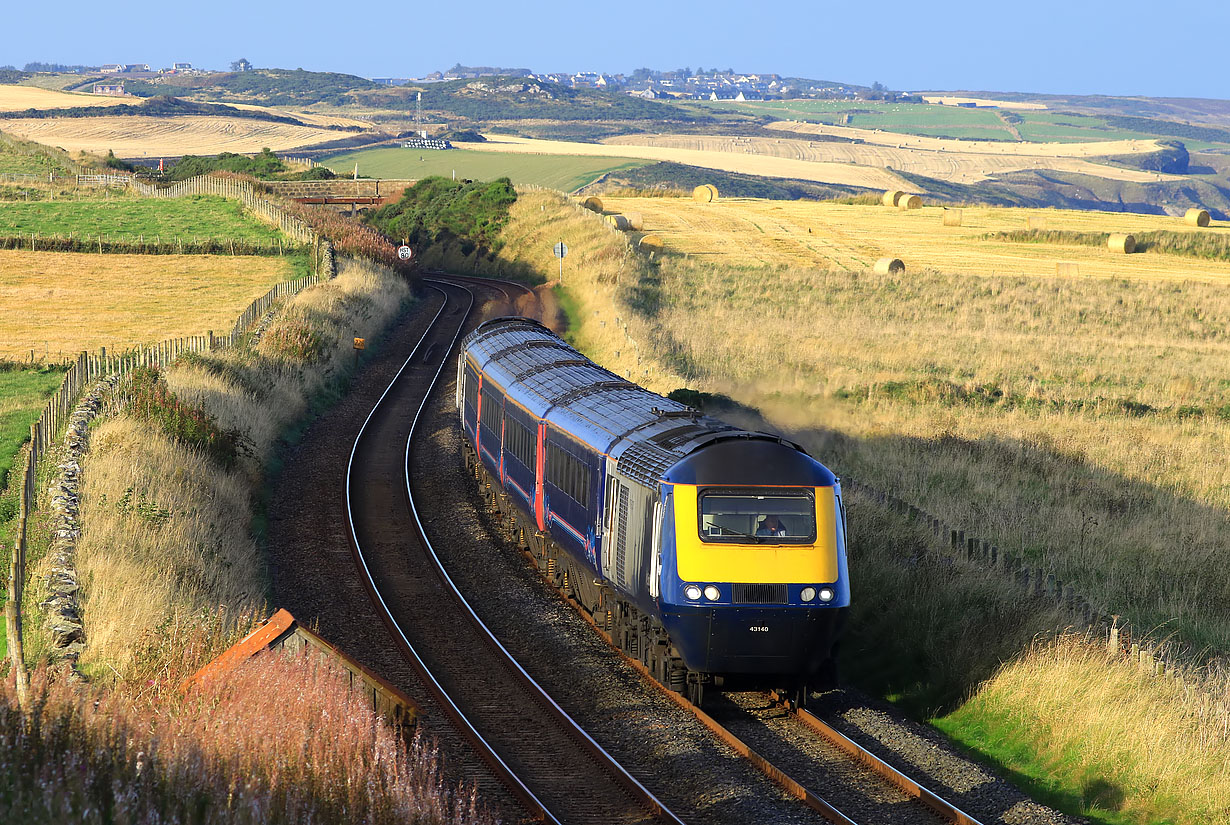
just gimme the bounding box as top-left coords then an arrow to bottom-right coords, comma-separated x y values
480,389 -> 502,434
505,412 -> 535,468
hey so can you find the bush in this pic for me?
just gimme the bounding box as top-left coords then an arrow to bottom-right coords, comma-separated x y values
366,176 -> 517,257
126,366 -> 236,467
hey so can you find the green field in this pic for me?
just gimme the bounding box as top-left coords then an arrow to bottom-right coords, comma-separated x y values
0,195 -> 290,242
690,99 -> 1226,147
322,147 -> 649,192
0,365 -> 67,596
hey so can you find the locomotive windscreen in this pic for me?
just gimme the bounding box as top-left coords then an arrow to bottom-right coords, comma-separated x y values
698,488 -> 816,544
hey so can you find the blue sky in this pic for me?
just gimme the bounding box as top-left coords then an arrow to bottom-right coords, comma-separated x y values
6,0 -> 1227,99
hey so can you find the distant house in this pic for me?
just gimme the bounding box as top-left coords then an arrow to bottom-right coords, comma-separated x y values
173,62 -> 192,71
123,63 -> 150,73
92,83 -> 125,96
100,64 -> 123,74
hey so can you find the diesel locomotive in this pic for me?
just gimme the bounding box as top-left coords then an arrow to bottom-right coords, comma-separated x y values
456,317 -> 849,704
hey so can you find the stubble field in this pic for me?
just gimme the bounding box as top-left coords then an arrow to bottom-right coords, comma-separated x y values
601,194 -> 1230,279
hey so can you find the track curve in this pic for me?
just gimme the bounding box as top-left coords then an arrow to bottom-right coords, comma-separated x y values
345,278 -> 684,825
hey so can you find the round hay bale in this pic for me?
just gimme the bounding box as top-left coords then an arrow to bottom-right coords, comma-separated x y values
1108,233 -> 1136,254
1185,208 -> 1211,227
605,214 -> 631,230
873,257 -> 905,275
638,233 -> 664,251
624,211 -> 645,231
705,184 -> 719,201
581,196 -> 604,213
942,208 -> 963,227
692,184 -> 715,203
882,190 -> 904,207
898,194 -> 922,210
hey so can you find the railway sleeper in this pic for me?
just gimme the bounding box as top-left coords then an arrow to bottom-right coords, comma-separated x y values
470,453 -> 702,701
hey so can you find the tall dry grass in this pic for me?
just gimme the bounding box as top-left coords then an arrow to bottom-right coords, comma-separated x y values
72,258 -> 410,676
936,635 -> 1230,825
476,192 -> 1230,823
0,654 -> 490,824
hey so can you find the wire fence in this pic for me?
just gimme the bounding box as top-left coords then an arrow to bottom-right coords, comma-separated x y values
7,172 -> 338,689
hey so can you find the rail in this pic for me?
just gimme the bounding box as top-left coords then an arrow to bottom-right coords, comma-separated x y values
345,277 -> 685,825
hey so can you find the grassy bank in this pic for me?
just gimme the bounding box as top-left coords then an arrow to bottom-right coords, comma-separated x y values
456,188 -> 1230,825
71,257 -> 410,675
992,227 -> 1230,260
0,363 -> 67,558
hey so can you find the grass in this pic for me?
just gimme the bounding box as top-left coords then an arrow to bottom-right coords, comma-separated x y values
0,195 -> 291,243
0,652 -> 491,824
451,190 -> 1230,825
0,249 -> 307,360
991,227 -> 1230,260
75,258 -> 410,675
321,146 -> 649,192
934,636 -> 1230,825
0,127 -> 80,175
0,364 -> 66,490
599,195 -> 1230,280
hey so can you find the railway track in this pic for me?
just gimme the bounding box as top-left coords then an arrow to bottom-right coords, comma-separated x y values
345,277 -> 683,825
428,273 -> 988,825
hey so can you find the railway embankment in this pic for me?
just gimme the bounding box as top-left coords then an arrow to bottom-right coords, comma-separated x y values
430,186 -> 1230,825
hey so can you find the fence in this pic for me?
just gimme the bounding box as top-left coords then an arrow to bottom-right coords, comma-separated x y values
7,245 -> 334,686
840,476 -> 1197,682
129,174 -> 318,246
0,233 -> 308,257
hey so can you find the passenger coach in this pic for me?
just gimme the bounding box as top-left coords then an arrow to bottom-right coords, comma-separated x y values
457,317 -> 848,703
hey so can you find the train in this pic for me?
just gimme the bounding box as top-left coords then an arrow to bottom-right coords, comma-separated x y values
456,317 -> 849,705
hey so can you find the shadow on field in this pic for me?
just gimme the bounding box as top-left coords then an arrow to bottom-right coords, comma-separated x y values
676,390 -> 1230,717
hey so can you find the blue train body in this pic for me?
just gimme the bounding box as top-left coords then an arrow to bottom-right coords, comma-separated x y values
457,317 -> 848,691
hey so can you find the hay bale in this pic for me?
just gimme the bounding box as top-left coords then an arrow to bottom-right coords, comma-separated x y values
624,211 -> 645,231
1108,233 -> 1136,254
1185,208 -> 1211,227
942,208 -> 963,227
581,196 -> 604,213
1056,262 -> 1080,277
638,234 -> 664,251
1027,216 -> 1046,230
873,257 -> 905,275
898,194 -> 922,210
692,184 -> 718,203
882,190 -> 904,207
605,214 -> 630,231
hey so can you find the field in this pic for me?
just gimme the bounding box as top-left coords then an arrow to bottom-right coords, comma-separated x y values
0,195 -> 292,243
602,133 -> 1173,185
321,146 -> 649,192
0,115 -> 347,157
0,250 -> 301,359
600,194 -> 1230,279
0,85 -> 128,112
474,191 -> 1230,823
456,135 -> 914,190
691,99 -> 1215,147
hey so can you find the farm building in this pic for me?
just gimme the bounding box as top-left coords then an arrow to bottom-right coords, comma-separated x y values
92,83 -> 126,96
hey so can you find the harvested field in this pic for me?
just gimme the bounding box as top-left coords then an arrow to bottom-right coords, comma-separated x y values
604,132 -> 1177,185
0,85 -> 129,112
921,96 -> 1048,110
0,115 -> 346,157
601,194 -> 1230,280
0,250 -> 298,359
457,135 -> 914,191
764,120 -> 1170,159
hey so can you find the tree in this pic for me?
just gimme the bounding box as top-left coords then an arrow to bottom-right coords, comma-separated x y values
230,58 -> 252,72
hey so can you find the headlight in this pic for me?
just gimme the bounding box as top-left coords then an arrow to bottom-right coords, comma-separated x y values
800,586 -> 817,602
818,587 -> 836,603
703,585 -> 721,601
683,584 -> 702,601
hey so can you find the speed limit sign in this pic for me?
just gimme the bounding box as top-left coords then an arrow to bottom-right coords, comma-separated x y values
397,245 -> 413,260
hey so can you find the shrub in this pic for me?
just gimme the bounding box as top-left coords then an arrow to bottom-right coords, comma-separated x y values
126,366 -> 237,467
